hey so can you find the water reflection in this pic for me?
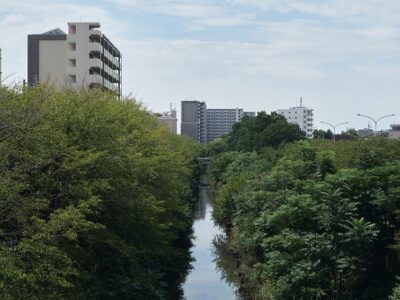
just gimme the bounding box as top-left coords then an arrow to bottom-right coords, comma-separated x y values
183,183 -> 241,300
212,234 -> 241,290
194,187 -> 208,220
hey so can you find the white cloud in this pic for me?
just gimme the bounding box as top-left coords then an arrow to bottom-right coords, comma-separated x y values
228,0 -> 400,24
1,0 -> 400,130
109,0 -> 254,28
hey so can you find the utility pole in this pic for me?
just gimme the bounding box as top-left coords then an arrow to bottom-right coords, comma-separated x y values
320,121 -> 349,142
356,113 -> 395,133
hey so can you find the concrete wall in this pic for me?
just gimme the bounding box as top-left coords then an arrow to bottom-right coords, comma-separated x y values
182,102 -> 199,123
66,23 -> 91,87
39,40 -> 66,87
181,123 -> 199,140
158,117 -> 177,134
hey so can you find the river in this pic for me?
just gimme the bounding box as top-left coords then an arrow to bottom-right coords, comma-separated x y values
183,177 -> 241,300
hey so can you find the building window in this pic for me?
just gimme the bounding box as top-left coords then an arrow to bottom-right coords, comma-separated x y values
68,75 -> 76,83
68,59 -> 76,67
68,25 -> 76,34
68,42 -> 76,51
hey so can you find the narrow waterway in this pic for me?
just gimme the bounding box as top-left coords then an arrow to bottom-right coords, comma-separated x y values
183,176 -> 240,300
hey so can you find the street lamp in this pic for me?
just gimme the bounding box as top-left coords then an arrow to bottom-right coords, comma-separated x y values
356,113 -> 395,133
320,121 -> 349,142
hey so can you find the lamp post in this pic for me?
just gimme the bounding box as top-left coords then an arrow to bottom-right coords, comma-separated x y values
356,113 -> 395,133
320,121 -> 349,142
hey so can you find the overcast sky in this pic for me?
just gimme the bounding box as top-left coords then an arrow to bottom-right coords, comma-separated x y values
1,0 -> 400,131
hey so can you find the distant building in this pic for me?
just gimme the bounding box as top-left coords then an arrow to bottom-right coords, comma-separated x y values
206,108 -> 255,142
277,99 -> 314,138
28,22 -> 121,97
388,124 -> 400,139
181,100 -> 207,143
181,101 -> 255,143
357,128 -> 373,138
156,107 -> 177,134
243,111 -> 256,118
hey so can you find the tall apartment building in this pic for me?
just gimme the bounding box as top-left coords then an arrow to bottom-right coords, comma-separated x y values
181,101 -> 207,143
277,99 -> 314,138
181,100 -> 255,143
28,22 -> 121,97
206,108 -> 255,142
156,107 -> 177,134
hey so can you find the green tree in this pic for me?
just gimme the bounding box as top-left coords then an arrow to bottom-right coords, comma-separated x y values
0,85 -> 199,299
209,139 -> 400,299
226,111 -> 305,152
313,129 -> 333,140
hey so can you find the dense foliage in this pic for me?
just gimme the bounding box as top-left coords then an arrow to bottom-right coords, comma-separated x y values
0,85 -> 199,299
209,125 -> 400,298
225,111 -> 305,152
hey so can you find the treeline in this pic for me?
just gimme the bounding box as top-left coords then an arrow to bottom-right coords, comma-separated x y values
0,85 -> 199,299
206,112 -> 400,299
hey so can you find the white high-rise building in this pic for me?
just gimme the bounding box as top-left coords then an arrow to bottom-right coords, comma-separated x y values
28,22 -> 121,97
277,99 -> 314,138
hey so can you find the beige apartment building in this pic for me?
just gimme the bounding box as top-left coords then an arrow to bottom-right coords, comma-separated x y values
28,22 -> 121,97
156,108 -> 178,134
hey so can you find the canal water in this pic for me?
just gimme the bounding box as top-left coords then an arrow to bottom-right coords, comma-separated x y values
183,177 -> 241,300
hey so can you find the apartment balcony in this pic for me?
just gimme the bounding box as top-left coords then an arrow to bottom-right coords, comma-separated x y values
89,74 -> 103,85
89,41 -> 102,53
66,65 -> 76,76
88,74 -> 119,94
90,45 -> 120,70
103,48 -> 120,68
90,29 -> 102,37
89,42 -> 120,68
103,79 -> 119,93
103,64 -> 120,82
89,58 -> 102,69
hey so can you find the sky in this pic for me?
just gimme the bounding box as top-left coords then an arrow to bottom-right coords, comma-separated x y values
1,0 -> 400,131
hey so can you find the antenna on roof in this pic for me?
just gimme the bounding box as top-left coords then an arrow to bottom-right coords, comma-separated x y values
300,97 -> 303,107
